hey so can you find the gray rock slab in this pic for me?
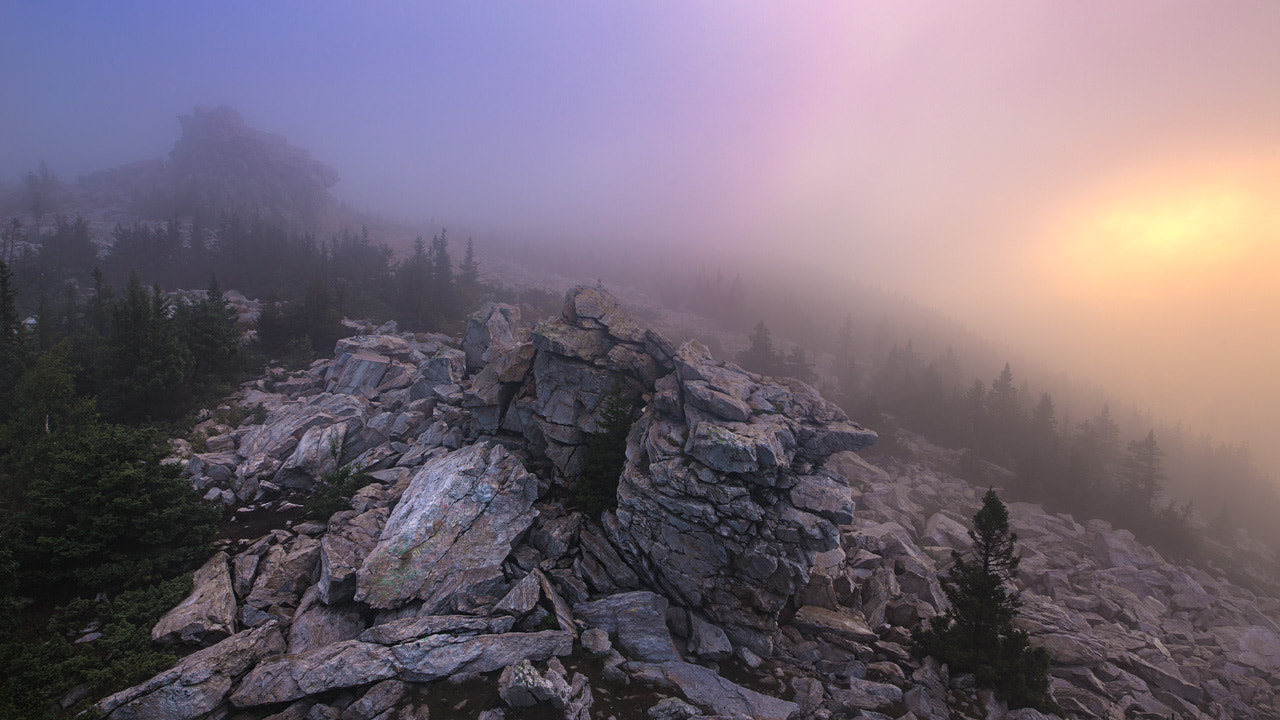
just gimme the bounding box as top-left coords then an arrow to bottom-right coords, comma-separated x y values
393,630 -> 574,682
355,443 -> 539,611
287,586 -> 365,655
151,551 -> 237,646
574,591 -> 679,662
230,640 -> 397,707
245,535 -> 321,610
827,677 -> 903,713
791,605 -> 878,644
627,661 -> 798,720
359,614 -> 515,645
318,507 -> 387,604
96,622 -> 286,720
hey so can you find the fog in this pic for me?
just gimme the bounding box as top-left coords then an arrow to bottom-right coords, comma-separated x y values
4,1 -> 1280,472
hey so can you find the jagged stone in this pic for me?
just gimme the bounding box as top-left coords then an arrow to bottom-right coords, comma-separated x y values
244,535 -> 321,609
96,622 -> 286,720
318,507 -> 387,604
1032,632 -> 1109,666
790,469 -> 856,525
275,421 -> 352,488
340,679 -> 407,720
827,677 -> 903,713
231,547 -> 262,600
627,661 -> 799,720
230,640 -> 397,707
495,571 -> 543,616
392,630 -> 574,682
648,696 -> 704,720
325,351 -> 392,397
530,510 -> 582,562
579,524 -> 640,590
497,658 -> 577,709
791,605 -> 878,644
151,551 -> 237,646
581,627 -> 612,655
239,393 -> 368,463
687,613 -> 733,660
359,614 -> 515,645
421,346 -> 466,384
335,335 -> 413,360
605,329 -> 875,655
574,592 -> 679,662
790,676 -> 825,716
463,303 -> 522,372
287,586 -> 365,655
356,443 -> 539,611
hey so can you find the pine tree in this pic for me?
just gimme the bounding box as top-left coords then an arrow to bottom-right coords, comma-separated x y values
739,320 -> 777,375
1120,429 -> 1165,514
576,379 -> 633,517
174,274 -> 240,394
0,261 -> 24,423
460,238 -> 479,290
427,229 -> 454,324
1017,393 -> 1060,498
985,362 -> 1023,460
913,489 -> 1057,712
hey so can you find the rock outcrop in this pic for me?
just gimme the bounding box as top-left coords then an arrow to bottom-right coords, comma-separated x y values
610,339 -> 876,654
169,106 -> 339,226
95,287 -> 1280,720
151,552 -> 237,646
76,105 -> 340,228
355,442 -> 539,611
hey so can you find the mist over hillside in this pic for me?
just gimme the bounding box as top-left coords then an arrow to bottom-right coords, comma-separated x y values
4,100 -> 1278,547
4,5 -> 1280,719
4,3 -> 1279,477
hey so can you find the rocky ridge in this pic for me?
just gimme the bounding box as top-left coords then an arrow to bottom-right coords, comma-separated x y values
72,105 -> 339,229
96,287 -> 1279,720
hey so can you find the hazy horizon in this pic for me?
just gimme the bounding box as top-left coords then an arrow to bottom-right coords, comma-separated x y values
4,2 -> 1279,476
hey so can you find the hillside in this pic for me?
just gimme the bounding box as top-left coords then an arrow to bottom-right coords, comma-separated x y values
5,108 -> 1280,720
91,288 -> 1280,719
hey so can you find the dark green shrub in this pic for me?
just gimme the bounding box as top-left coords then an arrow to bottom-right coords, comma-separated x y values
575,380 -> 634,518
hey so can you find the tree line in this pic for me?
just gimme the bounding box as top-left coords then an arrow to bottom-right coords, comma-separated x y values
0,213 -> 495,717
738,312 -> 1198,558
4,214 -> 483,341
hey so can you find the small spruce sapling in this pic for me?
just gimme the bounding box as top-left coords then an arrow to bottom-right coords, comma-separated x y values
912,488 -> 1058,712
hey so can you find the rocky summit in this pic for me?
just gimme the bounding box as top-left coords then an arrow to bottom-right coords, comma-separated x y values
96,287 -> 1279,720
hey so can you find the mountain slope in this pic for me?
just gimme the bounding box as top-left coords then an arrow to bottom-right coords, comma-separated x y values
94,288 -> 1279,720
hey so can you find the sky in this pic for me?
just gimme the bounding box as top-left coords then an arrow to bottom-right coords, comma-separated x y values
2,1 -> 1279,468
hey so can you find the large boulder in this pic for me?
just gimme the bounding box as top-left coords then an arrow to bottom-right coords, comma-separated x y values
96,622 -> 287,720
607,339 -> 875,654
627,661 -> 799,720
462,303 -> 522,372
151,552 -> 237,646
318,507 -> 388,604
573,592 -> 679,662
238,393 -> 368,464
229,640 -> 398,707
393,630 -> 574,682
355,443 -> 539,611
287,586 -> 365,655
244,535 -> 321,610
325,350 -> 393,397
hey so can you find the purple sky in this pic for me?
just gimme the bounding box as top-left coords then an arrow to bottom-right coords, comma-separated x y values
3,1 -> 1280,464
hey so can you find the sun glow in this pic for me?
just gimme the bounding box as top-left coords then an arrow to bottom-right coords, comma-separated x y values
1044,174 -> 1280,302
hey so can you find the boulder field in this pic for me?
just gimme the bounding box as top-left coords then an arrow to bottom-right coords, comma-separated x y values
98,287 -> 1279,719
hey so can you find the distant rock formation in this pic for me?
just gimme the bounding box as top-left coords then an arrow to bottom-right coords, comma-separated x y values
77,106 -> 339,227
96,287 -> 1280,720
169,106 -> 338,225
